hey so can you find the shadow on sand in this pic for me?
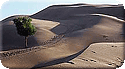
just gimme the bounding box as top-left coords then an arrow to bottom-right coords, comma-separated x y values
2,24 -> 39,51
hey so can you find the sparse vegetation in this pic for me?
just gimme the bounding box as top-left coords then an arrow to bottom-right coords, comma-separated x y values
13,17 -> 37,48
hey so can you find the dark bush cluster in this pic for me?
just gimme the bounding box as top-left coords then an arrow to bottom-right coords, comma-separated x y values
13,17 -> 37,36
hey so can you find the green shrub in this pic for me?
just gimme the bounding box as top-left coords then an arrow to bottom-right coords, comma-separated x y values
13,17 -> 37,47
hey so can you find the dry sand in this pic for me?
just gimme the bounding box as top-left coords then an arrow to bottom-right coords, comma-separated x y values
0,3 -> 125,69
43,43 -> 124,69
30,3 -> 124,21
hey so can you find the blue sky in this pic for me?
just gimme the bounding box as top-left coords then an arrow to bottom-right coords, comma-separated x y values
0,0 -> 122,21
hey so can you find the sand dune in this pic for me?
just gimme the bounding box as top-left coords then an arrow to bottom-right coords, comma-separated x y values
44,42 -> 124,69
1,14 -> 124,69
30,3 -> 124,21
0,3 -> 125,69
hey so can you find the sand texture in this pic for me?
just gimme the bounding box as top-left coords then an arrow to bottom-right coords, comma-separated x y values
42,43 -> 124,69
0,3 -> 125,69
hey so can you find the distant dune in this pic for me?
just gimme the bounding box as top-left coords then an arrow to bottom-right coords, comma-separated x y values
30,3 -> 124,21
0,3 -> 125,69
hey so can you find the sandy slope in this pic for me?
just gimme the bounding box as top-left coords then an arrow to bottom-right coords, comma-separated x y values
0,3 -> 125,69
44,43 -> 124,69
1,14 -> 125,69
30,3 -> 124,21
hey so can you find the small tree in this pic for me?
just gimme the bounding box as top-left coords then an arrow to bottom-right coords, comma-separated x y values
13,17 -> 37,48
